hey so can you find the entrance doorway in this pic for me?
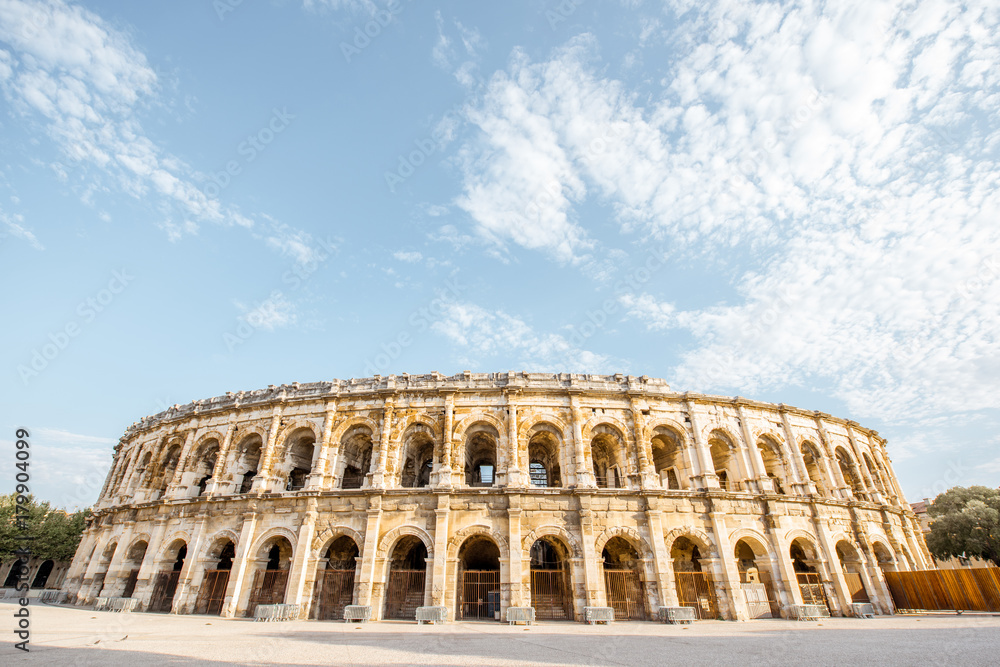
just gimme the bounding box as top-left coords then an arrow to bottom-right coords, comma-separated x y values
791,539 -> 830,611
735,538 -> 780,618
529,538 -> 573,620
384,536 -> 427,620
313,536 -> 359,620
671,536 -> 718,619
602,537 -> 647,620
457,536 -> 501,620
246,539 -> 292,617
195,541 -> 234,615
149,542 -> 186,613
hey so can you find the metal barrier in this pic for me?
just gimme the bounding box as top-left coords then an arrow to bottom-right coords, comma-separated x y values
253,603 -> 301,622
506,607 -> 535,625
416,606 -> 448,624
584,606 -> 615,624
94,597 -> 111,611
658,606 -> 697,624
343,605 -> 372,622
789,604 -> 830,621
109,597 -> 140,613
37,590 -> 63,603
851,602 -> 875,618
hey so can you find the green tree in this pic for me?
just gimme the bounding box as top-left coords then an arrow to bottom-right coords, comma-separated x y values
926,486 -> 1000,567
0,493 -> 89,562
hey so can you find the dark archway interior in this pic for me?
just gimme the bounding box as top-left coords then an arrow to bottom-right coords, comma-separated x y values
671,536 -> 703,572
32,560 -> 55,588
326,536 -> 360,569
217,542 -> 235,570
790,541 -> 816,573
602,536 -> 640,570
390,536 -> 428,570
530,538 -> 567,570
459,536 -> 500,570
266,544 -> 281,570
171,545 -> 187,572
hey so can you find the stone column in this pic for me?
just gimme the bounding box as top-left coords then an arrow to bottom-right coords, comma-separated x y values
306,400 -> 337,489
813,518 -> 850,616
847,426 -> 883,503
815,417 -> 851,499
355,496 -> 383,616
430,493 -> 451,610
102,520 -> 137,598
63,526 -> 99,600
285,499 -> 319,617
222,507 -> 259,618
644,503 -> 675,608
779,408 -> 811,495
736,403 -> 773,493
134,517 -> 170,610
570,397 -> 596,488
434,393 -> 454,488
172,513 -> 210,613
507,495 -> 524,608
684,399 -> 718,489
370,401 -> 394,488
78,532 -> 115,603
505,392 -> 528,487
252,406 -> 284,493
206,420 -> 237,496
164,429 -> 197,499
708,511 -> 746,620
577,494 -> 600,605
629,400 -> 657,488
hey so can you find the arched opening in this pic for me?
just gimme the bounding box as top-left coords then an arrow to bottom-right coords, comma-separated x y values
528,429 -> 562,488
133,451 -> 153,492
602,536 -> 647,620
399,425 -> 435,488
734,538 -> 780,618
836,541 -> 870,604
384,535 -> 428,620
339,426 -> 373,490
863,453 -> 886,496
245,536 -> 293,617
464,424 -> 498,487
790,538 -> 830,611
530,537 -> 573,620
149,540 -> 185,613
281,428 -> 316,491
313,536 -> 359,621
591,427 -> 625,489
190,440 -> 219,497
121,540 -> 147,598
651,426 -> 685,489
29,559 -> 51,590
757,437 -> 789,494
872,542 -> 897,573
671,536 -> 718,619
87,541 -> 118,599
194,539 -> 236,615
233,435 -> 262,495
708,430 -> 740,491
457,535 -> 501,620
836,447 -> 866,500
153,444 -> 182,494
799,442 -> 828,496
3,559 -> 27,588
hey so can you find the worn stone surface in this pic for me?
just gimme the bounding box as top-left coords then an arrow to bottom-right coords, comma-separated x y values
62,372 -> 930,622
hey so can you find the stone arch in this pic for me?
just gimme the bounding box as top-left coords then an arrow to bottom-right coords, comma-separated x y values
312,526 -> 365,558
249,527 -> 298,560
594,526 -> 653,561
330,416 -> 381,445
642,416 -> 689,446
395,413 -> 443,443
452,412 -> 506,441
524,420 -> 566,487
125,533 -> 152,556
521,525 -> 583,560
191,430 -> 227,455
664,527 -> 718,558
728,528 -> 772,556
396,421 -> 437,487
376,525 -> 435,560
200,529 -> 240,560
783,528 -> 819,550
518,415 -> 569,442
158,531 -> 192,561
276,418 -> 322,448
580,415 -> 631,444
448,524 -> 510,562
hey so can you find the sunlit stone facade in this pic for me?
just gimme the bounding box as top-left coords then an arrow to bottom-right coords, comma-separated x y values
63,372 -> 930,621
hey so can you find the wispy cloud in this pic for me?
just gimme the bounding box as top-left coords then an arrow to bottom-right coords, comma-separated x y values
235,291 -> 298,332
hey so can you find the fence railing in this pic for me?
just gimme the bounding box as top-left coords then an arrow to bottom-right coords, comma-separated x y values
885,567 -> 1000,613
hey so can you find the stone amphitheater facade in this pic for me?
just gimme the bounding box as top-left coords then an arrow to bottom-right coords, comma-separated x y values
63,372 -> 930,621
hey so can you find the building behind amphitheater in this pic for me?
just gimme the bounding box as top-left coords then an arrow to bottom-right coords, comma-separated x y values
63,372 -> 930,621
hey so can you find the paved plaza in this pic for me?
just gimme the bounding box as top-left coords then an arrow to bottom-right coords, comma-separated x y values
4,601 -> 1000,666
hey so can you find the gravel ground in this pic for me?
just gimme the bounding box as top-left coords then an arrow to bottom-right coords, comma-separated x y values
4,601 -> 1000,666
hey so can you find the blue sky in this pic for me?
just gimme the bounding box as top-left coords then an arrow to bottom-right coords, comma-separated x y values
1,0 -> 997,510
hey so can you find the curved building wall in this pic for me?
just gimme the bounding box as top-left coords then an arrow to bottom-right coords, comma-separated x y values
63,372 -> 930,620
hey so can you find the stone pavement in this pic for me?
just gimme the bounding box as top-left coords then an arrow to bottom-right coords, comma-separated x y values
4,601 -> 1000,666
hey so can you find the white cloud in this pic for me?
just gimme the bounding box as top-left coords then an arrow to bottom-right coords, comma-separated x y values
454,1 -> 1000,426
235,291 -> 298,331
393,250 -> 423,262
432,300 -> 615,372
1,206 -> 43,249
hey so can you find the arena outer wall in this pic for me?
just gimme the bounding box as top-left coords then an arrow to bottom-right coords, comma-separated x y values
63,372 -> 930,621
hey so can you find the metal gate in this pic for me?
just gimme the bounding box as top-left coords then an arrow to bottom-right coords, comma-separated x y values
531,569 -> 572,620
675,572 -> 718,619
461,570 -> 500,619
844,572 -> 870,603
384,569 -> 425,620
604,569 -> 647,620
121,569 -> 140,599
797,572 -> 830,611
246,570 -> 288,617
194,570 -> 230,615
313,569 -> 355,620
148,571 -> 180,613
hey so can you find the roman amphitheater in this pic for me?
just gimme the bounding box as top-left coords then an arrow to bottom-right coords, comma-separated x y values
63,372 -> 930,622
